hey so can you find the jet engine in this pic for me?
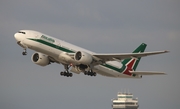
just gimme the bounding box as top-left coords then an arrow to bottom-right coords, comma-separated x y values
31,52 -> 50,66
74,51 -> 93,65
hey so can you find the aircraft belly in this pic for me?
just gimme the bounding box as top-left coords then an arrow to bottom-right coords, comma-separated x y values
94,65 -> 117,77
94,65 -> 136,78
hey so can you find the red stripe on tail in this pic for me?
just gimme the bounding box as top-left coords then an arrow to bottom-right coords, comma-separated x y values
123,59 -> 136,76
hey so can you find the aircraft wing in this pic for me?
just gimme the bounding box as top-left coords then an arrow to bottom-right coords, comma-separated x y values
93,50 -> 169,62
130,71 -> 166,75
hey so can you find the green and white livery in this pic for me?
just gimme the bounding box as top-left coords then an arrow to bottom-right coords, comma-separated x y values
14,30 -> 168,78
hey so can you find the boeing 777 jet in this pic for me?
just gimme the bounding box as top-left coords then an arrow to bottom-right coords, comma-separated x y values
14,30 -> 168,78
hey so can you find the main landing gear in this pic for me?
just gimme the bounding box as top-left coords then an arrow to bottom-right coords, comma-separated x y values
60,71 -> 73,77
60,64 -> 73,77
84,70 -> 96,76
22,49 -> 27,55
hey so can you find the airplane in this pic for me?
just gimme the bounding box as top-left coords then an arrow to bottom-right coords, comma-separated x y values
14,30 -> 169,78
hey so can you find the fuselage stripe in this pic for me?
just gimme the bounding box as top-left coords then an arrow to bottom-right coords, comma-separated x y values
28,38 -> 133,77
28,38 -> 75,53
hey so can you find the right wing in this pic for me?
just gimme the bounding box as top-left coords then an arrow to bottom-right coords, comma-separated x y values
93,50 -> 169,62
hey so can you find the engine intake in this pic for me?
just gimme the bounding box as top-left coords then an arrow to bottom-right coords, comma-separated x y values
74,51 -> 93,65
31,53 -> 50,66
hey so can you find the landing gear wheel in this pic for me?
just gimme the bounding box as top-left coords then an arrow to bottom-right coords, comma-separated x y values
69,73 -> 73,77
66,74 -> 69,77
84,71 -> 97,77
93,72 -> 96,76
60,71 -> 73,77
22,49 -> 27,55
60,72 -> 64,76
22,52 -> 27,55
84,71 -> 88,75
66,72 -> 73,77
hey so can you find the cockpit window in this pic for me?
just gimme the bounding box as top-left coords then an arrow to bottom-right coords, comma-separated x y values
18,31 -> 26,34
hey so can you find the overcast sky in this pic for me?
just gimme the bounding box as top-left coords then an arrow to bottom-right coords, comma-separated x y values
0,0 -> 179,109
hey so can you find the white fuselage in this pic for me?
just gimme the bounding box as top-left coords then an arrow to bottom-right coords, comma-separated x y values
14,30 -> 141,78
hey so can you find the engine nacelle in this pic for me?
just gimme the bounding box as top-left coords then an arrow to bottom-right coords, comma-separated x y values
74,51 -> 93,65
31,52 -> 50,66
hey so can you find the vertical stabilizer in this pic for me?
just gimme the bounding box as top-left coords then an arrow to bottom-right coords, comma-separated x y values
122,43 -> 147,71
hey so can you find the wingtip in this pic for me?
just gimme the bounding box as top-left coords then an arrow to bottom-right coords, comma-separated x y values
158,72 -> 167,75
164,50 -> 170,53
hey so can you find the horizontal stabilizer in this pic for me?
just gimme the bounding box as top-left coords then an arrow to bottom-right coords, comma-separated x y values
130,71 -> 166,75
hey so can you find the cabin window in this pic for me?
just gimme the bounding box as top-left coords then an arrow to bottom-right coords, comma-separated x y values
18,31 -> 26,34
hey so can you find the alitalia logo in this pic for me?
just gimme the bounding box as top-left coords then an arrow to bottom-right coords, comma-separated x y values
41,35 -> 55,43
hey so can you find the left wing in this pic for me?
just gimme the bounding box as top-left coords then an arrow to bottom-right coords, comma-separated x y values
130,71 -> 166,75
93,50 -> 169,62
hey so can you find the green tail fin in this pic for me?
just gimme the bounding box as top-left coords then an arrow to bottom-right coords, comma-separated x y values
122,43 -> 147,71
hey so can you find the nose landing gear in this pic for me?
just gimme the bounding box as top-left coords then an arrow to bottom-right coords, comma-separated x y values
22,49 -> 27,55
16,41 -> 27,55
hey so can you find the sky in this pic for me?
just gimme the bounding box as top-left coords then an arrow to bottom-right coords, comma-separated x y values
0,0 -> 179,109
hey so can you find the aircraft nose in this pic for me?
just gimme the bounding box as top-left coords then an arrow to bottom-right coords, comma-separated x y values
14,33 -> 20,41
